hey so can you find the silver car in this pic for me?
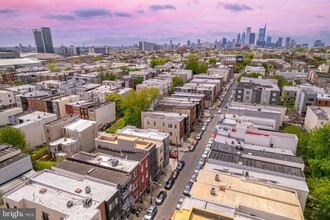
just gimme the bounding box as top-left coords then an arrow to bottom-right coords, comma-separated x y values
176,196 -> 185,210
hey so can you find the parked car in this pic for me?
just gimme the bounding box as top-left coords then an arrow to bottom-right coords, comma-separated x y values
189,172 -> 198,183
196,133 -> 202,140
206,117 -> 211,123
198,158 -> 206,166
165,178 -> 175,190
192,139 -> 198,146
211,132 -> 217,139
218,109 -> 222,114
176,196 -> 185,210
220,115 -> 225,120
208,138 -> 214,144
183,182 -> 193,196
189,145 -> 196,152
144,205 -> 157,220
194,164 -> 202,173
201,152 -> 208,159
176,161 -> 185,170
171,169 -> 180,179
155,190 -> 167,205
205,144 -> 211,151
201,126 -> 207,131
169,151 -> 178,159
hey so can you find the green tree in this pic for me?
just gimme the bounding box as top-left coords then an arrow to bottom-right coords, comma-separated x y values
46,62 -> 60,72
282,125 -> 310,160
209,58 -> 217,67
134,76 -> 144,86
170,76 -> 185,94
64,66 -> 72,71
237,72 -> 263,82
123,88 -> 160,127
0,127 -> 26,151
307,177 -> 330,218
150,57 -> 170,68
106,93 -> 124,114
268,75 -> 293,90
283,99 -> 295,111
185,54 -> 208,74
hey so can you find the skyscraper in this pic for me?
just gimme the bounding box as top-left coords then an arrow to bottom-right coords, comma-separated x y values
237,33 -> 241,43
187,40 -> 191,46
249,33 -> 256,45
276,37 -> 283,48
245,27 -> 251,44
222,37 -> 227,47
285,37 -> 291,48
242,32 -> 246,44
266,36 -> 272,46
33,27 -> 54,53
197,39 -> 201,45
257,24 -> 267,47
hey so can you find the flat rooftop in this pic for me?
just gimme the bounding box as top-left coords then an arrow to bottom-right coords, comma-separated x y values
143,111 -> 187,120
54,159 -> 130,186
0,58 -> 41,66
172,207 -> 234,220
71,151 -> 138,173
117,125 -> 169,141
64,119 -> 96,132
208,148 -> 304,178
309,106 -> 330,120
211,142 -> 304,164
190,170 -> 303,220
14,111 -> 57,124
4,170 -> 117,220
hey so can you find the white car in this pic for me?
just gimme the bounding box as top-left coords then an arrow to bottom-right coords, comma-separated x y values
208,138 -> 214,144
218,109 -> 222,114
201,126 -> 207,131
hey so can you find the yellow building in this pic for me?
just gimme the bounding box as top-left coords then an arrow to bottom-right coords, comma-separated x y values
189,169 -> 304,220
172,207 -> 234,220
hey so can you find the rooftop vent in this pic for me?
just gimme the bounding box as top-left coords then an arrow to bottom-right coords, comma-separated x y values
83,197 -> 92,207
67,200 -> 73,208
111,159 -> 119,167
39,188 -> 47,193
85,186 -> 91,194
219,183 -> 226,191
75,188 -> 82,193
210,187 -> 216,196
215,174 -> 220,182
87,168 -> 95,174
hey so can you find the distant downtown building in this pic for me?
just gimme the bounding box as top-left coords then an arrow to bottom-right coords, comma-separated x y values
32,27 -> 54,53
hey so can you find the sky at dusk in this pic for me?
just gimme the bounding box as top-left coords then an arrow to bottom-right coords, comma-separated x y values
0,0 -> 329,47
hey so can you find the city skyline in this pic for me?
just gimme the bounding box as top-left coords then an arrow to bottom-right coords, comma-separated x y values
0,0 -> 329,47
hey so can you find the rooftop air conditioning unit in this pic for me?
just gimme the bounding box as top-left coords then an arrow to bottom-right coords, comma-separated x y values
83,197 -> 92,207
215,174 -> 220,182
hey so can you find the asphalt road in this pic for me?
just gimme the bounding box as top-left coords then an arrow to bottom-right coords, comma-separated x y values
155,79 -> 236,219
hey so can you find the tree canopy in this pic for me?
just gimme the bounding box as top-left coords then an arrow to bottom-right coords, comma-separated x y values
170,76 -> 185,94
123,87 -> 160,127
0,127 -> 26,151
237,72 -> 263,82
134,76 -> 144,86
268,75 -> 293,90
185,54 -> 208,74
106,93 -> 124,115
150,57 -> 170,68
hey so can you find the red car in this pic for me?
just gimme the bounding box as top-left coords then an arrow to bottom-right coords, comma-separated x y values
171,169 -> 180,179
169,151 -> 178,159
192,139 -> 198,146
211,133 -> 217,139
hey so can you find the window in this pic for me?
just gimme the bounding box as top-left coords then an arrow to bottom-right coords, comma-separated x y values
145,161 -> 148,167
147,121 -> 149,125
154,122 -> 156,126
132,181 -> 138,191
47,129 -> 49,133
5,203 -> 9,208
237,95 -> 241,99
287,92 -> 289,95
14,206 -> 17,209
168,124 -> 172,128
246,91 -> 250,95
42,212 -> 49,220
163,123 -> 165,127
272,93 -> 277,97
238,90 -> 242,94
246,96 -> 250,100
132,170 -> 137,178
142,175 -> 144,183
169,132 -> 172,135
141,165 -> 144,172
308,98 -> 315,101
174,125 -> 177,129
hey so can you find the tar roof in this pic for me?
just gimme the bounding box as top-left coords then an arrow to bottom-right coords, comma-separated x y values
54,159 -> 130,186
208,148 -> 304,178
211,142 -> 304,164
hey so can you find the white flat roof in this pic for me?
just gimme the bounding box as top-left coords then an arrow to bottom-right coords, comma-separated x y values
117,126 -> 169,140
49,137 -> 78,146
4,170 -> 117,220
0,58 -> 41,66
64,119 -> 96,132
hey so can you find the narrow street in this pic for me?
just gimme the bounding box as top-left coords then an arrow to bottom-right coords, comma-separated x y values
154,79 -> 236,219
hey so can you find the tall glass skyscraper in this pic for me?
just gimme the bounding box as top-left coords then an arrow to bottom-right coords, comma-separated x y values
245,27 -> 251,44
33,27 -> 54,53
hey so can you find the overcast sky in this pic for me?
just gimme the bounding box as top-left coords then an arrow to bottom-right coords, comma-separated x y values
0,0 -> 329,47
